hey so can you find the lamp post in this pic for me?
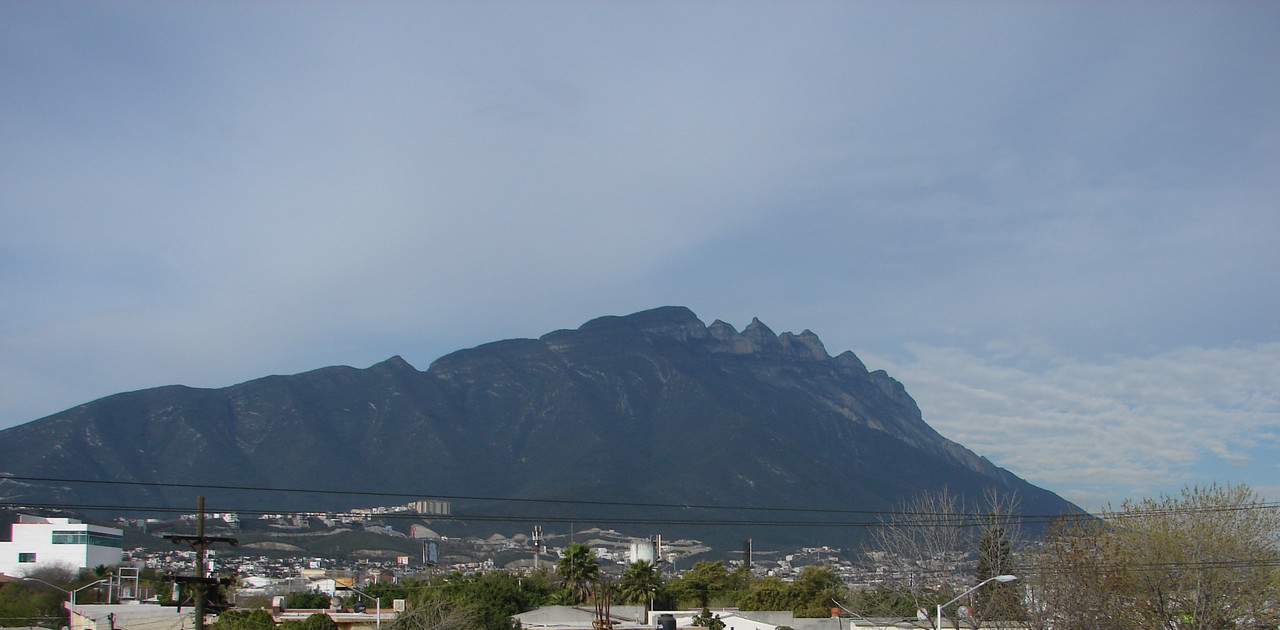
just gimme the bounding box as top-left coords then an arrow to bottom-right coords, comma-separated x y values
337,586 -> 381,630
934,574 -> 1016,630
23,578 -> 109,630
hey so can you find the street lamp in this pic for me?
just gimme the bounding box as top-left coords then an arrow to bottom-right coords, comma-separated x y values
23,578 -> 109,629
934,574 -> 1016,630
337,586 -> 381,630
23,578 -> 109,609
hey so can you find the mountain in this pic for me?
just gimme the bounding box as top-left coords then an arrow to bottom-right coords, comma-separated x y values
0,306 -> 1080,548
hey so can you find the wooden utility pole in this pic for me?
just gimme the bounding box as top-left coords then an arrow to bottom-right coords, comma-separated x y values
164,496 -> 237,630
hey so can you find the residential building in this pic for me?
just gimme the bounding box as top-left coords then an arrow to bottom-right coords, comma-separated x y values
0,515 -> 124,576
71,603 -> 191,630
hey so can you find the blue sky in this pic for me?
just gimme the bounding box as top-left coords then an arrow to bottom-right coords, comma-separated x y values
2,2 -> 1277,511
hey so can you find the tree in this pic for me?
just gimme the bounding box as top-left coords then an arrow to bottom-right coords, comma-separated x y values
1026,484 -> 1280,630
1023,517 -> 1131,630
436,571 -> 551,630
391,590 -> 483,630
691,608 -> 726,630
301,612 -> 339,630
209,609 -> 277,630
557,543 -> 600,604
870,488 -> 969,625
969,490 -> 1024,627
845,585 -> 919,618
286,591 -> 333,609
616,560 -> 663,611
0,580 -> 65,628
669,561 -> 729,608
791,566 -> 845,618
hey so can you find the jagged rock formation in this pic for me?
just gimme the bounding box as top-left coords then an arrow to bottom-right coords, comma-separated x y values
0,307 -> 1079,548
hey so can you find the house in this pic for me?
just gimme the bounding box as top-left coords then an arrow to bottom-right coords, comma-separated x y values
270,608 -> 397,630
0,515 -> 124,577
517,608 -> 929,630
70,603 -> 192,630
514,605 -> 649,629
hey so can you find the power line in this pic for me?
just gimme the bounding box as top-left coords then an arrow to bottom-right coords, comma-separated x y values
1,475 -> 1033,517
3,476 -> 1275,530
0,500 -> 997,528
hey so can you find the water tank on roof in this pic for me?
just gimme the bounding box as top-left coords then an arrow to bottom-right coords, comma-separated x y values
629,541 -> 656,564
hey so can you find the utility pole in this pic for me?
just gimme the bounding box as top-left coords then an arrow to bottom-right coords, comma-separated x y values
532,526 -> 543,570
165,496 -> 238,630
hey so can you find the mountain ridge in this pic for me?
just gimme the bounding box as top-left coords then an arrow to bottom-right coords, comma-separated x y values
0,306 -> 1079,548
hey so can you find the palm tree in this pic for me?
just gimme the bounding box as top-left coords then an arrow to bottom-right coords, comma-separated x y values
617,560 -> 663,613
558,543 -> 600,604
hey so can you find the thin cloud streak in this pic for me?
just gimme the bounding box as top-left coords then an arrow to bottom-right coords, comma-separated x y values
870,342 -> 1280,511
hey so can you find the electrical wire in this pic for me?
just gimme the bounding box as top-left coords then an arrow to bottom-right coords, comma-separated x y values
2,476 -> 1275,530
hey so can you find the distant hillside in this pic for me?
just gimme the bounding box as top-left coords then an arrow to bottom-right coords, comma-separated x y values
0,306 -> 1081,549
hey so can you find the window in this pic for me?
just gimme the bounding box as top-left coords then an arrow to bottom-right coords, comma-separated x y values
18,552 -> 36,563
52,530 -> 124,548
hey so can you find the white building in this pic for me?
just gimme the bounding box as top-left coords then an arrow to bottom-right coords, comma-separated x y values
0,515 -> 124,577
71,603 -> 192,630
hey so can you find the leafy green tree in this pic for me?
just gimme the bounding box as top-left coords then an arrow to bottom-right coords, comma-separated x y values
0,580 -> 64,628
450,572 -> 551,630
970,523 -> 1022,626
724,566 -> 752,604
616,560 -> 663,611
735,576 -> 795,612
302,612 -> 339,630
557,543 -> 600,604
286,591 -> 333,609
208,609 -> 277,630
669,561 -> 729,608
691,608 -> 726,630
791,566 -> 845,617
735,566 -> 844,617
3,574 -> 98,628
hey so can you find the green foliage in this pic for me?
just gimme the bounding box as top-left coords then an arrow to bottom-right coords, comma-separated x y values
734,566 -> 846,618
616,560 -> 663,608
691,608 -> 726,630
556,544 -> 599,604
0,580 -> 65,628
303,612 -> 339,630
972,524 -> 1023,622
286,591 -> 333,609
428,571 -> 555,630
668,561 -> 730,608
791,566 -> 844,617
735,576 -> 794,612
209,608 -> 277,630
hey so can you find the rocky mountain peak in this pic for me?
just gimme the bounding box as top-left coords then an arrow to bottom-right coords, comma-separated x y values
0,305 -> 1080,550
371,355 -> 418,374
779,330 -> 829,360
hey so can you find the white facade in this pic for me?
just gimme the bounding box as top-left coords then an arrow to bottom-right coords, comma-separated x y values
0,515 -> 124,577
628,540 -> 656,564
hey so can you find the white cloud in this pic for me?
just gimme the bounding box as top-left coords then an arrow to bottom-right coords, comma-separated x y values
866,341 -> 1280,511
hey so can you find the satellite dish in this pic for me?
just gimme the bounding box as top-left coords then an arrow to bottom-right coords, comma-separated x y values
917,609 -> 929,622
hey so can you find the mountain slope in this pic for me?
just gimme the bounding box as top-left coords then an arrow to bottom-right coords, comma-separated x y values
0,307 -> 1079,547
